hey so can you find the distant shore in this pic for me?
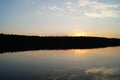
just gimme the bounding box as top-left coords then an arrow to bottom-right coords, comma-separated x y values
0,34 -> 120,53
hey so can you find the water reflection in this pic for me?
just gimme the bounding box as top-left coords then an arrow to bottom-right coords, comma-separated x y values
47,67 -> 120,80
71,49 -> 88,55
0,47 -> 120,80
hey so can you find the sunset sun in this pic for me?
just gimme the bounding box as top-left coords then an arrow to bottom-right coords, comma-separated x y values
73,32 -> 87,36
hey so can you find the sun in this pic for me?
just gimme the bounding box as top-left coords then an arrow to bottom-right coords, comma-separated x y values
73,32 -> 87,36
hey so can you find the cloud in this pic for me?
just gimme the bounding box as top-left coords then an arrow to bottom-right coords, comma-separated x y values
78,0 -> 91,7
38,0 -> 120,18
84,10 -> 119,18
47,5 -> 66,17
78,0 -> 120,18
78,0 -> 120,8
48,5 -> 61,11
65,1 -> 76,12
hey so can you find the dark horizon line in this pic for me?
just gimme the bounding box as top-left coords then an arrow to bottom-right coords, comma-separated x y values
0,33 -> 120,53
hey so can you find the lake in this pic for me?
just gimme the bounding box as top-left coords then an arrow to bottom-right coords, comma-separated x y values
0,47 -> 120,80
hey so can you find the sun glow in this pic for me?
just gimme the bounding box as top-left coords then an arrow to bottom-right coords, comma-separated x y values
72,32 -> 87,36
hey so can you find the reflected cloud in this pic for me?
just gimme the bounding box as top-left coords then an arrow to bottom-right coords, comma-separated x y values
86,67 -> 120,80
48,67 -> 120,80
86,67 -> 119,75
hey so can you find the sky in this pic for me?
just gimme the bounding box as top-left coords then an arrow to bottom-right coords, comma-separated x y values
0,0 -> 120,38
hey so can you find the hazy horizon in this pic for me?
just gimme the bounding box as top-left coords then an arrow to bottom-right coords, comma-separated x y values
0,0 -> 120,38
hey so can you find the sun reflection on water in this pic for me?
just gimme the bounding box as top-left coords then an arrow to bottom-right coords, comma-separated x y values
70,49 -> 88,55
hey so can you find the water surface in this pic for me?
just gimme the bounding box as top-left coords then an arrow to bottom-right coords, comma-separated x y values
0,47 -> 120,80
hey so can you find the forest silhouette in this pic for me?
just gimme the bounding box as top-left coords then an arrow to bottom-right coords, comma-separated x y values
0,33 -> 120,53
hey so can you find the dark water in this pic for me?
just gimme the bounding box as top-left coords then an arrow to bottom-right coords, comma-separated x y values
0,47 -> 120,80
